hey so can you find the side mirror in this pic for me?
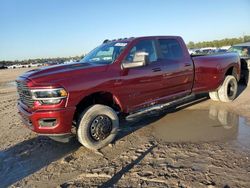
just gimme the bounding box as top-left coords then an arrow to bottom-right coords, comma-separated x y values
122,51 -> 149,69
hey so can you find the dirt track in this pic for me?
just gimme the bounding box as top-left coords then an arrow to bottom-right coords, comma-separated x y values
0,68 -> 250,187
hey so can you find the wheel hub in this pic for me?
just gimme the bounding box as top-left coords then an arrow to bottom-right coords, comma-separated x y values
227,80 -> 236,97
90,115 -> 112,141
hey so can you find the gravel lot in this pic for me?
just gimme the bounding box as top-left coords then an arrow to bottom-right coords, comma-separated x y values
0,68 -> 250,187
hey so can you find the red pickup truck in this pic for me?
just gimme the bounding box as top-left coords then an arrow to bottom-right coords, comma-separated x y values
16,36 -> 240,149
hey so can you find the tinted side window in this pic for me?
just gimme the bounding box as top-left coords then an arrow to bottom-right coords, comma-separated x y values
158,39 -> 184,60
125,40 -> 157,63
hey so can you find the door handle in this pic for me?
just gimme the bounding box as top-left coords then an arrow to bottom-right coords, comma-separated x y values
152,67 -> 162,72
184,63 -> 191,67
114,79 -> 122,85
164,73 -> 170,77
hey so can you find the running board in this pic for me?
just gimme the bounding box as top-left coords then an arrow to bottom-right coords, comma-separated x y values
126,94 -> 195,120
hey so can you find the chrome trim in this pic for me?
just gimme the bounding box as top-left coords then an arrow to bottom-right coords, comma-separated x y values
126,94 -> 195,120
16,81 -> 34,107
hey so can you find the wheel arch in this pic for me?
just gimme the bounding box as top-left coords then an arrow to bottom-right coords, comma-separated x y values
73,91 -> 123,123
225,65 -> 239,81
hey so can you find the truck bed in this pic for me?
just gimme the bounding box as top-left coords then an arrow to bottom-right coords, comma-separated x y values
191,52 -> 240,93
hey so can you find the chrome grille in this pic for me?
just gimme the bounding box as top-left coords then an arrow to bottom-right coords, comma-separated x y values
19,111 -> 33,129
16,81 -> 34,107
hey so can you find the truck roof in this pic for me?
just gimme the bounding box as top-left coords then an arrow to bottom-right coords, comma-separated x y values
103,36 -> 182,44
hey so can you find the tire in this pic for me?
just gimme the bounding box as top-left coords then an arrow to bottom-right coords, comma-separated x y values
218,75 -> 238,102
218,109 -> 238,129
77,104 -> 119,150
209,105 -> 218,120
209,91 -> 220,101
243,70 -> 250,86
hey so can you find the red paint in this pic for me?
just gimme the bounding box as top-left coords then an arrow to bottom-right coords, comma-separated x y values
16,36 -> 240,135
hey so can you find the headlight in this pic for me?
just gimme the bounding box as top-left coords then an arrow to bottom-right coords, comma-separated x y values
30,88 -> 68,104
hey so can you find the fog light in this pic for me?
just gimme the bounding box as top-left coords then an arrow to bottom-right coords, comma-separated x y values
41,99 -> 62,104
39,118 -> 57,127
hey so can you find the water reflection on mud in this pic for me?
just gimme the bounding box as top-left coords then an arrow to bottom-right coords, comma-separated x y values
147,106 -> 250,148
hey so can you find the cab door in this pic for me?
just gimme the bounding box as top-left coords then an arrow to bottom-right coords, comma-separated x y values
156,38 -> 194,99
118,39 -> 165,112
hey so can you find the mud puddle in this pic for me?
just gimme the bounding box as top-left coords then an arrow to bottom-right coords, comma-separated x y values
145,106 -> 250,149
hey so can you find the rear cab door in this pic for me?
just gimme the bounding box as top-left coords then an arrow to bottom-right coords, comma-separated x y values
156,37 -> 194,100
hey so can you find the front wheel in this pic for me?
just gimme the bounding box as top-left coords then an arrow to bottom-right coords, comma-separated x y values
218,75 -> 238,102
77,104 -> 119,150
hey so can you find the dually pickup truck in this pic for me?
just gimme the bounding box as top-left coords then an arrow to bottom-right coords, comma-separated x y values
16,36 -> 240,149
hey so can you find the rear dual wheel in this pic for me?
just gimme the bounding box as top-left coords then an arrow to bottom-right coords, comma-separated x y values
209,75 -> 238,102
209,91 -> 220,101
242,70 -> 250,86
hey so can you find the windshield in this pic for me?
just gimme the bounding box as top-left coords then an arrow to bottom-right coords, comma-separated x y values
80,42 -> 128,64
228,46 -> 250,57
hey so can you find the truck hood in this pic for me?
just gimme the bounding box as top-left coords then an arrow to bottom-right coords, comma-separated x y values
19,62 -> 107,85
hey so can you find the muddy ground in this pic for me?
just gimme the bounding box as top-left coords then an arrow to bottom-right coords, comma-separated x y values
0,68 -> 250,188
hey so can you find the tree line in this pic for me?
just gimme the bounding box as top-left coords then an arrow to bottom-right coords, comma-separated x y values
187,35 -> 250,49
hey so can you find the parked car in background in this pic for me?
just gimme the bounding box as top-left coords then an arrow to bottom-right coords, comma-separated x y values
189,47 -> 227,55
220,46 -> 231,50
214,49 -> 228,54
7,64 -> 23,69
7,63 -> 42,69
228,42 -> 250,85
0,63 -> 7,69
28,63 -> 42,67
188,48 -> 201,54
199,47 -> 217,54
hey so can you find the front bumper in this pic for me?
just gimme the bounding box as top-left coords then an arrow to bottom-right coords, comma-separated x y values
17,101 -> 76,135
